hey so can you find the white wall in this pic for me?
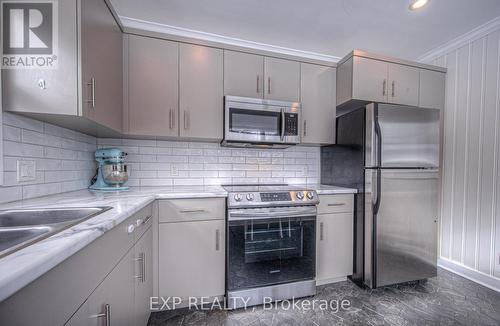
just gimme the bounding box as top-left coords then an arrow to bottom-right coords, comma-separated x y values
421,19 -> 500,288
98,138 -> 320,187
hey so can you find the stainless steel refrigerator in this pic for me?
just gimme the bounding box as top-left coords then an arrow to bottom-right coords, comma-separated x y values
321,103 -> 440,288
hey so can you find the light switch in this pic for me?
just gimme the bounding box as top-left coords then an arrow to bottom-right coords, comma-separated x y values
17,160 -> 36,182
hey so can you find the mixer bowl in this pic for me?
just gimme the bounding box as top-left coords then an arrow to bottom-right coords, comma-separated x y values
102,164 -> 129,186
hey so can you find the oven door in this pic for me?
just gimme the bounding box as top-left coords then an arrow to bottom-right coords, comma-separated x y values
224,100 -> 283,144
227,206 -> 316,291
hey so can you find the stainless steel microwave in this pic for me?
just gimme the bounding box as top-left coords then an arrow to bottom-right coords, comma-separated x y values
222,96 -> 301,148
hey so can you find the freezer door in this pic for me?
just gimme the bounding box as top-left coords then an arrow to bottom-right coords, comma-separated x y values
374,169 -> 438,287
376,104 -> 440,168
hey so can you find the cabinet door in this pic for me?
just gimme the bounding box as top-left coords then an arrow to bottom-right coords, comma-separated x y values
180,44 -> 223,140
128,35 -> 178,137
159,220 -> 225,300
300,63 -> 336,144
134,227 -> 153,326
352,56 -> 388,103
387,63 -> 420,106
80,0 -> 123,131
316,213 -> 353,282
224,50 -> 264,98
419,69 -> 445,110
264,57 -> 300,102
75,250 -> 134,326
2,0 -> 78,116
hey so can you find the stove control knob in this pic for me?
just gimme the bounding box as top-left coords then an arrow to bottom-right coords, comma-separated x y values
234,193 -> 243,202
246,193 -> 255,201
296,192 -> 304,200
307,191 -> 314,200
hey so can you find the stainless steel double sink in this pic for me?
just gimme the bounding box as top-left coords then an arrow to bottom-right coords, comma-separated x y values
0,207 -> 112,259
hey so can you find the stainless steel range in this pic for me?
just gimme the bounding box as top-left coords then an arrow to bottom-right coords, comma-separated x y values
224,185 -> 318,309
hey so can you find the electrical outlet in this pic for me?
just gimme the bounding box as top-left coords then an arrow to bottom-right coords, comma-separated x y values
171,165 -> 179,177
17,160 -> 36,182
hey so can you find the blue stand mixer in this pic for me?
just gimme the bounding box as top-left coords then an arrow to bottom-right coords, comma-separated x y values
89,148 -> 129,191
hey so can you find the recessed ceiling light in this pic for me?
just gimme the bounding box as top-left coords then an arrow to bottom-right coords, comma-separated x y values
409,0 -> 429,11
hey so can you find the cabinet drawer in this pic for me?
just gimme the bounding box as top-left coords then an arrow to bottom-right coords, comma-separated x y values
158,198 -> 225,223
318,195 -> 353,214
133,203 -> 153,241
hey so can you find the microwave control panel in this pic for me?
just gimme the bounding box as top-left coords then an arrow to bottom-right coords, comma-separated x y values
284,113 -> 298,136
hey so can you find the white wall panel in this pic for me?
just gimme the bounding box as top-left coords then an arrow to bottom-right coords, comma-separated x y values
426,27 -> 500,283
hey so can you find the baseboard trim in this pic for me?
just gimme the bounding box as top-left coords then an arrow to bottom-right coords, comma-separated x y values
438,258 -> 500,293
316,276 -> 348,286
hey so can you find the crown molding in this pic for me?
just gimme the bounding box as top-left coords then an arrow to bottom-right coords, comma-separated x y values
418,15 -> 500,63
119,16 -> 341,63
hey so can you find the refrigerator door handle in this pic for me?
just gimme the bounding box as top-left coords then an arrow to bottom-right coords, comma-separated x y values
374,106 -> 382,167
373,168 -> 382,215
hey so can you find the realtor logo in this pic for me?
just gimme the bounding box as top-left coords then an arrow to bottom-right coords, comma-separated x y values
1,0 -> 58,69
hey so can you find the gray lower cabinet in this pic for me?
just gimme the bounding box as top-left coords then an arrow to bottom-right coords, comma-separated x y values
67,249 -> 136,326
316,195 -> 354,285
156,198 -> 225,307
223,50 -> 264,98
179,44 -> 224,140
126,35 -> 179,137
134,227 -> 154,326
2,0 -> 123,134
300,63 -> 336,144
0,204 -> 153,326
264,57 -> 300,102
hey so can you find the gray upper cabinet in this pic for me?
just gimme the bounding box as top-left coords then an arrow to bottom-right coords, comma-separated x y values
351,56 -> 389,104
336,51 -> 446,112
2,0 -> 123,134
2,0 -> 78,116
80,0 -> 123,131
264,57 -> 300,102
223,51 -> 264,98
127,35 -> 179,137
180,44 -> 223,140
387,63 -> 419,106
419,69 -> 446,110
300,63 -> 336,144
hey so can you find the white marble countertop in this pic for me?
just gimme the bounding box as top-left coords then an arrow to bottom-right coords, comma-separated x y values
0,184 -> 355,302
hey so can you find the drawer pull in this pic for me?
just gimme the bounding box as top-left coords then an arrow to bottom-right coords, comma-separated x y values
327,203 -> 346,207
179,209 -> 207,213
93,304 -> 110,326
319,222 -> 324,241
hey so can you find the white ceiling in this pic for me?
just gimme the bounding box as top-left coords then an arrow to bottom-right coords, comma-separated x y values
109,0 -> 500,60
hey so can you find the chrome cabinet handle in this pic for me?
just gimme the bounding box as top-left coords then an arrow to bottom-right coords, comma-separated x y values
86,78 -> 95,108
134,253 -> 145,282
215,229 -> 220,251
169,109 -> 173,129
93,304 -> 110,326
319,222 -> 324,241
303,120 -> 307,137
391,81 -> 395,97
268,77 -> 271,94
183,110 -> 190,130
142,252 -> 146,282
382,79 -> 386,97
179,209 -> 206,213
327,203 -> 345,207
256,75 -> 260,93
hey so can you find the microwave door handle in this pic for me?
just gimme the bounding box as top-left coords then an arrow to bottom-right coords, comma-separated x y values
280,108 -> 285,141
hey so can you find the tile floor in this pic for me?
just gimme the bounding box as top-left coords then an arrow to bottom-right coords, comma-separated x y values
148,268 -> 500,326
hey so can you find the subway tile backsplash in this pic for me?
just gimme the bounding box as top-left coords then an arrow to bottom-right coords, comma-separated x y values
97,139 -> 320,187
1,112 -> 97,204
0,112 -> 320,204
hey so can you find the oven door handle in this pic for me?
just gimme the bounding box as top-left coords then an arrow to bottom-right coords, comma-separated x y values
228,206 -> 317,221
